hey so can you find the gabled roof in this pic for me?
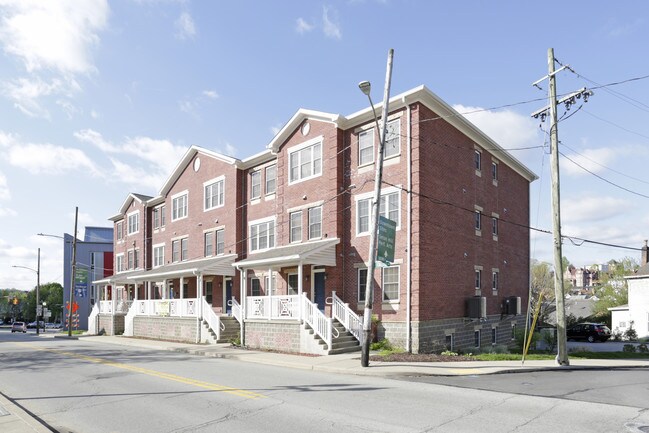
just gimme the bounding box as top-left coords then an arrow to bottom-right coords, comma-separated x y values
109,193 -> 153,221
268,109 -> 342,154
158,145 -> 241,197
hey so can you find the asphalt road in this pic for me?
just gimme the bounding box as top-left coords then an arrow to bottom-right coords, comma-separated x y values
2,331 -> 649,433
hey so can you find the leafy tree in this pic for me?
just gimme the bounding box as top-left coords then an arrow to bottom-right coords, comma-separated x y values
591,257 -> 637,321
22,283 -> 64,323
530,259 -> 555,325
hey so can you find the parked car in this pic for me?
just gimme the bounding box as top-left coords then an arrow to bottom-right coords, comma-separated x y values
27,321 -> 45,329
567,323 -> 611,342
11,321 -> 26,333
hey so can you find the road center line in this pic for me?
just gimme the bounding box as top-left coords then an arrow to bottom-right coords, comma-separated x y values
15,343 -> 266,400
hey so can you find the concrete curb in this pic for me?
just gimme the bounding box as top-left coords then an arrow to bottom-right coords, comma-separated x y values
0,392 -> 52,433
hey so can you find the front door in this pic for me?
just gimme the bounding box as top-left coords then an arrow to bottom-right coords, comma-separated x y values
225,279 -> 233,314
314,271 -> 326,311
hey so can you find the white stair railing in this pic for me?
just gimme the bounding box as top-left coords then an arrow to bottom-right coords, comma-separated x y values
123,301 -> 137,336
201,297 -> 221,341
229,297 -> 242,324
88,303 -> 100,335
301,293 -> 332,351
331,291 -> 364,345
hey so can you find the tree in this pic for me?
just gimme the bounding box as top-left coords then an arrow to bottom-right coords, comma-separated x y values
530,259 -> 555,325
592,257 -> 637,321
22,283 -> 64,323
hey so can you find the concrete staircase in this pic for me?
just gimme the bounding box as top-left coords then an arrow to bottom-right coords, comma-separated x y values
202,316 -> 240,344
308,320 -> 361,355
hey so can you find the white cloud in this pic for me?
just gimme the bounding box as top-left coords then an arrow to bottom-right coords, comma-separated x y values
0,131 -> 18,147
2,76 -> 65,118
0,207 -> 17,217
223,143 -> 237,157
202,90 -> 218,99
56,98 -> 80,119
322,6 -> 342,40
179,99 -> 196,115
0,0 -> 109,74
175,11 -> 196,40
0,172 -> 10,200
74,128 -> 117,152
109,157 -> 167,191
562,195 -> 631,224
560,147 -> 618,177
296,17 -> 314,34
7,142 -> 99,175
90,109 -> 100,119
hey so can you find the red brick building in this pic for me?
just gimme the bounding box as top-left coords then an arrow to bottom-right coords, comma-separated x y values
92,85 -> 536,354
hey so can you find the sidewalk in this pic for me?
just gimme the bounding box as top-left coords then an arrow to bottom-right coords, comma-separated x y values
3,333 -> 648,433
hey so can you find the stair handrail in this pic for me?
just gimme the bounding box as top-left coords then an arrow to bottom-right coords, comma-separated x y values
331,291 -> 364,344
123,301 -> 137,337
229,297 -> 242,324
201,297 -> 221,341
88,303 -> 100,335
301,293 -> 332,351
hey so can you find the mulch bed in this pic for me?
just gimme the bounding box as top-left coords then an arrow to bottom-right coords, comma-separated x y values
370,353 -> 476,362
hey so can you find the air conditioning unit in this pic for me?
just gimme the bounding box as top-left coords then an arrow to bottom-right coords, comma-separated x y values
503,296 -> 521,315
467,296 -> 486,319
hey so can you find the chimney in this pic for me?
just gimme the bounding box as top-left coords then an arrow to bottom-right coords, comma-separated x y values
643,240 -> 648,265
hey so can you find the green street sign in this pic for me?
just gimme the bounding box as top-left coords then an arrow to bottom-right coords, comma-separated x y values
377,216 -> 396,266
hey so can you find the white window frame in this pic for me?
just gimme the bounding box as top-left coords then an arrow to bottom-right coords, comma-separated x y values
172,190 -> 188,221
204,231 -> 214,257
355,187 -> 401,236
116,253 -> 125,273
382,265 -> 400,302
216,229 -> 225,255
475,268 -> 482,290
153,244 -> 164,268
358,128 -> 374,166
250,171 -> 261,200
358,268 -> 368,302
492,269 -> 499,292
250,277 -> 261,296
384,118 -> 401,158
288,273 -> 299,295
475,149 -> 482,172
127,211 -> 139,235
265,164 -> 277,195
308,206 -> 322,240
288,136 -> 323,184
153,207 -> 161,229
249,217 -> 275,253
204,176 -> 225,211
116,221 -> 124,241
290,211 -> 302,243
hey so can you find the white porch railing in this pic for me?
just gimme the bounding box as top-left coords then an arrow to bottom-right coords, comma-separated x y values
302,294 -> 332,351
245,295 -> 300,320
99,300 -> 113,314
126,299 -> 200,317
201,297 -> 222,341
331,291 -> 363,344
123,301 -> 137,336
99,300 -> 132,314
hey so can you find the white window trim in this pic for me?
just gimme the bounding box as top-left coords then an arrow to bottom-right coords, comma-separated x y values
355,186 -> 402,236
358,128 -> 374,167
357,267 -> 368,303
171,190 -> 189,221
308,206 -> 323,240
250,171 -> 261,200
384,118 -> 401,159
382,265 -> 400,303
127,210 -> 140,235
116,253 -> 125,273
265,164 -> 277,196
203,175 -> 225,211
289,210 -> 302,244
287,135 -> 323,185
153,243 -> 165,268
248,216 -> 276,253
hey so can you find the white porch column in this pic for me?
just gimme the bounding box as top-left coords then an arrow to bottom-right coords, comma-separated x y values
267,268 -> 272,320
240,268 -> 247,346
180,276 -> 184,299
298,262 -> 304,320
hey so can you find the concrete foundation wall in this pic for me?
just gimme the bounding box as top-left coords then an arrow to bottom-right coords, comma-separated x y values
133,316 -> 198,343
244,320 -> 303,353
97,314 -> 125,336
380,314 -> 527,353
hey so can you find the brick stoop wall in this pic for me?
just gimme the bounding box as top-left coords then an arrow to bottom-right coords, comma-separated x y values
133,316 -> 198,343
97,314 -> 125,336
245,320 -> 301,353
380,314 -> 527,353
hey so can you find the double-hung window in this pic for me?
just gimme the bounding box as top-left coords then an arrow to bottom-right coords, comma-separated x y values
492,217 -> 498,237
288,274 -> 298,295
475,269 -> 482,290
308,206 -> 322,239
475,150 -> 482,171
250,171 -> 261,200
492,270 -> 499,292
181,238 -> 188,261
116,221 -> 123,241
289,138 -> 322,183
172,192 -> 188,221
250,219 -> 275,252
204,177 -> 225,210
116,254 -> 124,273
358,129 -> 374,166
382,266 -> 400,301
265,165 -> 276,195
379,192 -> 399,224
384,119 -> 400,158
357,189 -> 400,235
153,207 -> 160,229
204,232 -> 213,257
216,229 -> 225,255
127,251 -> 134,270
153,245 -> 164,267
290,211 -> 302,243
358,268 -> 368,302
127,212 -> 139,235
172,240 -> 180,263
475,210 -> 482,231
250,278 -> 261,296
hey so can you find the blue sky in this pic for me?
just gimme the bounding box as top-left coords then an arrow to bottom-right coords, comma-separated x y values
2,0 -> 649,290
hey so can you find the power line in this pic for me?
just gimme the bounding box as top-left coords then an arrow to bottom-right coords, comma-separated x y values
561,142 -> 649,186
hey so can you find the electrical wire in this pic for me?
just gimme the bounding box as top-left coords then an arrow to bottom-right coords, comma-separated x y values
561,142 -> 649,186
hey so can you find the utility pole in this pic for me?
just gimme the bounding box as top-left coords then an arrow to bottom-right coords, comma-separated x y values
360,49 -> 394,367
68,206 -> 78,337
36,248 -> 40,335
547,48 -> 569,366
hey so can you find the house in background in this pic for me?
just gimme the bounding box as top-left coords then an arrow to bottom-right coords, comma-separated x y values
62,226 -> 113,330
92,85 -> 537,354
610,241 -> 649,338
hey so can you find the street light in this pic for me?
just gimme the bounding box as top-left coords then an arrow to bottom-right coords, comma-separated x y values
358,49 -> 394,368
11,248 -> 41,335
38,206 -> 79,337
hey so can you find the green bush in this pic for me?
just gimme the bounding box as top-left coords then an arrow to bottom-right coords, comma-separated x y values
637,344 -> 648,353
623,344 -> 636,353
370,338 -> 392,351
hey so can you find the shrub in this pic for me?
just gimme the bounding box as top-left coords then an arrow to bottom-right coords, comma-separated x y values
370,338 -> 392,351
623,344 -> 636,353
637,344 -> 648,353
624,325 -> 638,342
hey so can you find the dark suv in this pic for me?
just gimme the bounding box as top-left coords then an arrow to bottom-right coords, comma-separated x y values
567,323 -> 611,342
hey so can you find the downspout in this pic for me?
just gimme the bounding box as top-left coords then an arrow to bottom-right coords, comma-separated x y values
406,100 -> 413,353
194,270 -> 202,344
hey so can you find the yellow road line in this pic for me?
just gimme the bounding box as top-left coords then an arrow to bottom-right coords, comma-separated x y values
15,343 -> 265,400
